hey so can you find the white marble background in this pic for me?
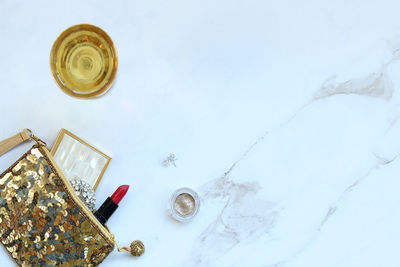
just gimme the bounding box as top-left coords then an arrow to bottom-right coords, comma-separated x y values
1,0 -> 400,266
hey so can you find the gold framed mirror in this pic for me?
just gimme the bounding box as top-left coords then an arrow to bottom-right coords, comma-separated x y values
51,129 -> 111,190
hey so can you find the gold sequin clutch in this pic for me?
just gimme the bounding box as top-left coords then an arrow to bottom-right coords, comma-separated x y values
0,131 -> 115,266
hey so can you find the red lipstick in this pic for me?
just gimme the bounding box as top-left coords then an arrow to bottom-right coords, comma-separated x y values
94,185 -> 129,225
110,185 -> 129,204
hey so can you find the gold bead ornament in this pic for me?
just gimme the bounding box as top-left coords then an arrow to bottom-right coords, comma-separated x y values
130,240 -> 145,256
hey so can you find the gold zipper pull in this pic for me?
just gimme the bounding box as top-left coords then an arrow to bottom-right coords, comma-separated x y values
111,234 -> 145,257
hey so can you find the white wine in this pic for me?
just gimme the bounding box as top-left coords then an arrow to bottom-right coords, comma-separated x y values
50,24 -> 118,98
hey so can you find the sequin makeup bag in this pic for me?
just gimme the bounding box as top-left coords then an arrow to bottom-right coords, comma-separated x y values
0,130 -> 116,266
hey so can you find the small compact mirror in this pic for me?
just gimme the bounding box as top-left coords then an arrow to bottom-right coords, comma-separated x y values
51,129 -> 111,190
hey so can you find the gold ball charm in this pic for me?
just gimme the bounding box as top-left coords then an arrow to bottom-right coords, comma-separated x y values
130,240 -> 145,256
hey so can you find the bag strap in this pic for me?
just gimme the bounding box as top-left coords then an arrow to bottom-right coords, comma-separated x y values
0,129 -> 33,157
0,129 -> 46,157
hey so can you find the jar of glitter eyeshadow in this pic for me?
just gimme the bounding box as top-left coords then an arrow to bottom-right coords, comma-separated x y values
169,188 -> 200,222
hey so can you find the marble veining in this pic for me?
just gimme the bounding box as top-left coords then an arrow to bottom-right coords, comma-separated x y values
194,176 -> 277,267
185,46 -> 400,266
314,72 -> 393,100
2,0 -> 400,266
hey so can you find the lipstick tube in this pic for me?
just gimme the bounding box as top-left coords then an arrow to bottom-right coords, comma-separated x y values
94,185 -> 129,225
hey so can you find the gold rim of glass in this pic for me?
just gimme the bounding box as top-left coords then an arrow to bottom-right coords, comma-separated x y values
50,24 -> 118,99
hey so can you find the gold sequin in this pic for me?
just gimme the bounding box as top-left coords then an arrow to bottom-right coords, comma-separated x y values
0,146 -> 114,266
26,154 -> 38,164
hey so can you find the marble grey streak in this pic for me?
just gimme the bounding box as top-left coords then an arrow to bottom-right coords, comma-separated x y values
313,61 -> 398,230
281,62 -> 400,265
296,154 -> 400,266
319,139 -> 400,231
310,52 -> 400,228
314,72 -> 393,100
319,165 -> 377,230
191,175 -> 277,267
312,51 -> 400,102
188,55 -> 400,266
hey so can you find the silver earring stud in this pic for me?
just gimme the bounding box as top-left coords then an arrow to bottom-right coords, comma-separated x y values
162,153 -> 178,167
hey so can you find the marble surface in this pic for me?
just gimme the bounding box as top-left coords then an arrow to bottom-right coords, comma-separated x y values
1,0 -> 400,266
